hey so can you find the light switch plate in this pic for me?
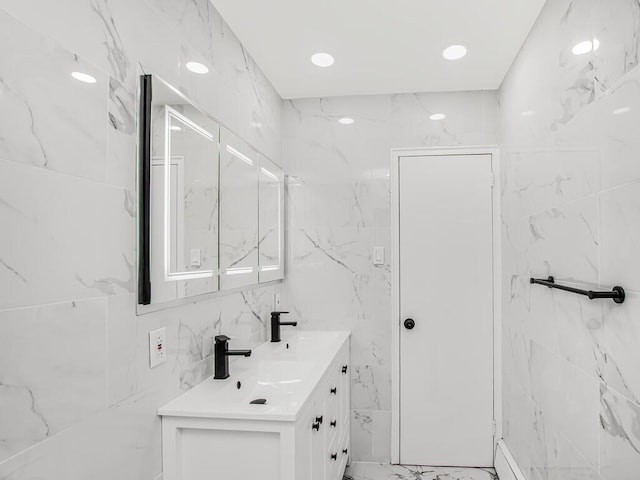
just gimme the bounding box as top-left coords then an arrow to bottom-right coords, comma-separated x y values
190,248 -> 202,267
149,327 -> 167,368
274,292 -> 281,310
372,246 -> 385,266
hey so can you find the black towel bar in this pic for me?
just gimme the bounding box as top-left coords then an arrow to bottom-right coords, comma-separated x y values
529,276 -> 625,304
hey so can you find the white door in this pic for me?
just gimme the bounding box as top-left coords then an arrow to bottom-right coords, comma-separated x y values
399,154 -> 494,467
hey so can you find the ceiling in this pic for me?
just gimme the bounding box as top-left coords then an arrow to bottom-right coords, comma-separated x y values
210,0 -> 547,99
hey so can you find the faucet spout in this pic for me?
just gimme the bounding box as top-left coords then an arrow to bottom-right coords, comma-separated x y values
279,321 -> 298,327
227,350 -> 252,357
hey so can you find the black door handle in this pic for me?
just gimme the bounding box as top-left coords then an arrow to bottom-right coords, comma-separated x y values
404,318 -> 415,330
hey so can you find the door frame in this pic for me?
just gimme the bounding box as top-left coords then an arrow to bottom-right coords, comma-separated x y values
390,146 -> 502,464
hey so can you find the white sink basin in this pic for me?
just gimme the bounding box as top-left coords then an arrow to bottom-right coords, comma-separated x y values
158,331 -> 350,421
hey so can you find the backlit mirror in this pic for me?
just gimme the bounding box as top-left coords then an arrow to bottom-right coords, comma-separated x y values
138,74 -> 285,309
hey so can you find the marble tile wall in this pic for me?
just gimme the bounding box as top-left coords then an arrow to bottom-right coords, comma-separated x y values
282,92 -> 498,462
0,0 -> 281,478
499,0 -> 640,478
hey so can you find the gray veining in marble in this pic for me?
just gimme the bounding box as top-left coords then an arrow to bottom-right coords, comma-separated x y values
283,91 -> 497,462
343,463 -> 497,480
0,0 -> 283,477
500,0 -> 640,478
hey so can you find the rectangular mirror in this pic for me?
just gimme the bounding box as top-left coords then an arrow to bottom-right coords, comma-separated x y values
139,74 -> 219,305
138,74 -> 285,309
219,127 -> 259,289
258,156 -> 284,282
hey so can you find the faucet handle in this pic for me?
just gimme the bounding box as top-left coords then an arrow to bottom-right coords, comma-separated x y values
215,335 -> 230,343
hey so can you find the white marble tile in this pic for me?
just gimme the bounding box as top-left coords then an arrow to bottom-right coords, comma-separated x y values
599,181 -> 640,293
500,148 -> 600,224
527,269 -> 604,376
527,196 -> 599,285
0,9 -> 108,182
599,292 -> 640,406
0,1 -> 282,476
0,383 -> 176,480
600,384 -> 640,480
351,364 -> 391,411
0,0 -> 131,83
344,463 -> 497,480
350,410 -> 373,462
529,427 -> 601,480
500,0 -> 640,477
107,76 -> 136,190
592,0 -> 640,94
0,298 -> 108,462
0,159 -> 135,309
530,342 -> 600,468
501,327 -> 534,475
370,410 -> 391,462
389,91 -> 498,147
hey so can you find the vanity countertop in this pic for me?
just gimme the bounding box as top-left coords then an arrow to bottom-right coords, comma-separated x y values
158,330 -> 350,422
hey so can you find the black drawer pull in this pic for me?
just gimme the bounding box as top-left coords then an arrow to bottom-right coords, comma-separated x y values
342,365 -> 348,374
330,387 -> 337,395
312,422 -> 320,431
330,453 -> 337,461
315,415 -> 323,424
330,420 -> 337,427
342,448 -> 348,455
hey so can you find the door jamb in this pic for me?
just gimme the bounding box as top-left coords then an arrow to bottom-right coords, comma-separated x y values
390,146 -> 502,464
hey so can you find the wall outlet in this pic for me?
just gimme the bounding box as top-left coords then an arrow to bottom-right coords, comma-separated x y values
149,327 -> 167,368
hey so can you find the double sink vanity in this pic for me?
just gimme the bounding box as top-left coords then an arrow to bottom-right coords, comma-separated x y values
159,330 -> 351,480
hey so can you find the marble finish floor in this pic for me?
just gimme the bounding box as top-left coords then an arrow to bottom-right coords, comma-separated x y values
344,463 -> 498,480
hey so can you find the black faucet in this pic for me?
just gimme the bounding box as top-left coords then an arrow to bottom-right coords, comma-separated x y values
213,335 -> 252,380
270,311 -> 298,342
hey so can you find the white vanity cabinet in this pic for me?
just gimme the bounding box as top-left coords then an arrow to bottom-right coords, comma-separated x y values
159,332 -> 350,480
296,344 -> 350,480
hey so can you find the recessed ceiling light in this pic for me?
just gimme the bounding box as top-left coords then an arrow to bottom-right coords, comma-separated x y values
338,117 -> 354,125
311,52 -> 334,67
250,121 -> 263,128
572,39 -> 600,56
170,125 -> 182,131
71,71 -> 97,84
186,61 -> 209,74
442,45 -> 467,61
521,110 -> 537,117
613,107 -> 631,115
430,113 -> 446,121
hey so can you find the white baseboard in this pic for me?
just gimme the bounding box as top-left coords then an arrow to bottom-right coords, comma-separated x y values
495,439 -> 526,480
